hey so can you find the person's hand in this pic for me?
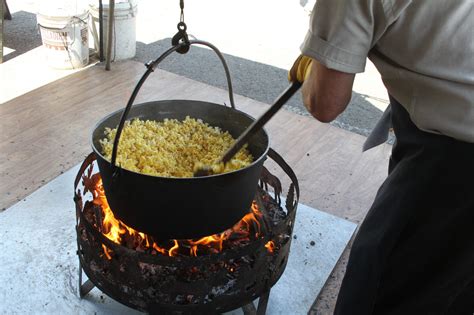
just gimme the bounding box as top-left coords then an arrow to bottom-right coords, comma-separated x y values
288,55 -> 313,83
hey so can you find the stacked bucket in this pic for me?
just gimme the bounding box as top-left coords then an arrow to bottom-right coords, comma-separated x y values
37,0 -> 137,69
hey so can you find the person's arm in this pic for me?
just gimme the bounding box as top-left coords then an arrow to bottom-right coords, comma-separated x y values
302,60 -> 355,123
296,0 -> 409,121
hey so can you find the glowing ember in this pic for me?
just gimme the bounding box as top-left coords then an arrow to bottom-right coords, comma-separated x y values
85,176 -> 274,259
265,241 -> 275,253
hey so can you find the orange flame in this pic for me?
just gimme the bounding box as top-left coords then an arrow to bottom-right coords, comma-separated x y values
102,244 -> 113,259
169,240 -> 180,257
89,177 -> 271,259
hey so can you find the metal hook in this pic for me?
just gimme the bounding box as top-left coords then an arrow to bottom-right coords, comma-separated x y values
171,22 -> 190,54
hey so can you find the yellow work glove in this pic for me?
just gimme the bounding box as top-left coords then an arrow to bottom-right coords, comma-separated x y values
288,55 -> 313,83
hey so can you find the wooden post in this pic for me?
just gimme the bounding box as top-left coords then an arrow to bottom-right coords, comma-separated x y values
105,0 -> 115,70
1,0 -> 3,64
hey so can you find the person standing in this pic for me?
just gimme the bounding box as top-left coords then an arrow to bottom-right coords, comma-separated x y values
289,0 -> 474,313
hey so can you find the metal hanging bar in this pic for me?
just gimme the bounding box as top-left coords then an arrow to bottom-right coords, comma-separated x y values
99,0 -> 104,61
105,0 -> 115,70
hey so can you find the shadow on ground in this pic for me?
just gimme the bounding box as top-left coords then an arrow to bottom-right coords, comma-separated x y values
135,38 -> 385,137
3,11 -> 43,62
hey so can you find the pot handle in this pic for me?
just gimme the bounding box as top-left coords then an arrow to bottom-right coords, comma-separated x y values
267,148 -> 300,205
111,40 -> 236,169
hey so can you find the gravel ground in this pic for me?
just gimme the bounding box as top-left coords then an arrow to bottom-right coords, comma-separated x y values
134,39 -> 391,140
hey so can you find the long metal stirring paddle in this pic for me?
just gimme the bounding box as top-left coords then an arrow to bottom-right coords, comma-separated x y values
194,81 -> 302,177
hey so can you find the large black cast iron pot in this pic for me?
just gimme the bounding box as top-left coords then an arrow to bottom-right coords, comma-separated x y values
91,41 -> 269,240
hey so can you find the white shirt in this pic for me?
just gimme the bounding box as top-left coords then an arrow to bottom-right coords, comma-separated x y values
301,0 -> 474,143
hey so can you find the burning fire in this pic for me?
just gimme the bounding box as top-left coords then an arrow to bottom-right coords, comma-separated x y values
86,176 -> 273,259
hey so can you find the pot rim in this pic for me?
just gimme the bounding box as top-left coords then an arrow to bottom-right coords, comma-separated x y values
90,99 -> 270,180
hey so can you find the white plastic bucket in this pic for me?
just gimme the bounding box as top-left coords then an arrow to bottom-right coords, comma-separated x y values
37,8 -> 89,69
90,0 -> 137,61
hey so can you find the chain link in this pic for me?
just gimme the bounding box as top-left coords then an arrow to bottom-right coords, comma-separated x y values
180,0 -> 185,23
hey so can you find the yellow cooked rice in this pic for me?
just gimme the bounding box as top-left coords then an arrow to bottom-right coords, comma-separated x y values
100,117 -> 253,178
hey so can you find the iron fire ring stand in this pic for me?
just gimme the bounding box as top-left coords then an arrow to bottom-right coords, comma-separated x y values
74,148 -> 299,315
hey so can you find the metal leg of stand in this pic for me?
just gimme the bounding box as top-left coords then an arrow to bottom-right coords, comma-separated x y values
256,290 -> 270,315
78,257 -> 95,298
241,289 -> 271,315
242,302 -> 257,315
80,279 -> 95,298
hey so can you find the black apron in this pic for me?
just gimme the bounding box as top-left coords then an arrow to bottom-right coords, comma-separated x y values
334,97 -> 474,315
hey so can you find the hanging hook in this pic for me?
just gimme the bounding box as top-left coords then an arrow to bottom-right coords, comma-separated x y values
171,22 -> 190,54
171,0 -> 190,54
